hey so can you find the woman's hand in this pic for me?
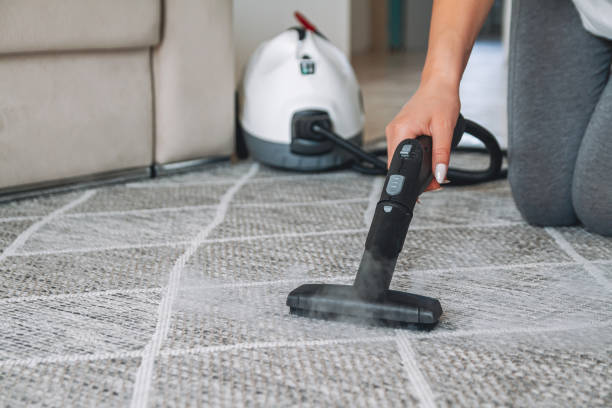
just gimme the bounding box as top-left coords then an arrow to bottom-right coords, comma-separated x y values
384,0 -> 494,191
385,79 -> 460,191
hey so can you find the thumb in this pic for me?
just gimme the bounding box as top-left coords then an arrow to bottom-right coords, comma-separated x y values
430,117 -> 453,184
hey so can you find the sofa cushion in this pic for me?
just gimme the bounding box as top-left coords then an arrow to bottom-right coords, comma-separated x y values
153,0 -> 235,163
0,50 -> 154,188
0,0 -> 161,54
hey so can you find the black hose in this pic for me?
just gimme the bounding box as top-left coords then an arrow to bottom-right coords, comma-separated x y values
350,162 -> 387,175
311,125 -> 387,172
445,119 -> 504,185
311,118 -> 506,185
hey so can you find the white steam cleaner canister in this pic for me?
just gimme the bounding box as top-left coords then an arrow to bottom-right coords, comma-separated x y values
238,14 -> 365,171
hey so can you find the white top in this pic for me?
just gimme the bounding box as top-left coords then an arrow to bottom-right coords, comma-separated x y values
573,0 -> 612,40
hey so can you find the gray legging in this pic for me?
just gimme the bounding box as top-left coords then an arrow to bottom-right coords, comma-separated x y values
508,0 -> 612,236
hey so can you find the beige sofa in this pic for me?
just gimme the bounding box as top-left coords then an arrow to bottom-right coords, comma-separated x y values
0,0 -> 234,197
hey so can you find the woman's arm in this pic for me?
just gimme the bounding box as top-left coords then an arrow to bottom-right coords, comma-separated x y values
386,0 -> 494,189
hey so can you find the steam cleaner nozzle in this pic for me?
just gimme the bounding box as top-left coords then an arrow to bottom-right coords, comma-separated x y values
287,135 -> 443,327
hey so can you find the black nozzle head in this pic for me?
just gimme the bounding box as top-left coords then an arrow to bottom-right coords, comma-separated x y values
287,284 -> 442,328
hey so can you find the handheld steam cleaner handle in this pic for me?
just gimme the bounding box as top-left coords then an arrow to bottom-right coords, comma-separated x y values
353,136 -> 433,299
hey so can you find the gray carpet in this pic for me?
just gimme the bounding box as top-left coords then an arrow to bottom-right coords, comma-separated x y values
1,160 -> 611,407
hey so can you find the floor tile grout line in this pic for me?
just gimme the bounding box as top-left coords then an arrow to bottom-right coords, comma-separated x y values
8,221 -> 530,258
0,190 -> 96,264
395,333 -> 437,408
3,321 -> 608,369
545,228 -> 612,293
128,162 -> 260,408
0,287 -> 162,305
0,260 -> 583,305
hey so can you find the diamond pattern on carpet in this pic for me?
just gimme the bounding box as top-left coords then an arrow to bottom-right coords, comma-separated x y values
66,183 -> 230,214
0,246 -> 184,298
0,291 -> 159,361
0,161 -> 611,407
1,357 -> 141,407
150,342 -> 419,408
0,220 -> 35,252
16,209 -> 216,254
412,326 -> 612,407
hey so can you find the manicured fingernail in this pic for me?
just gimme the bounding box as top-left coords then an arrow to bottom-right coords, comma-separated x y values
435,164 -> 447,184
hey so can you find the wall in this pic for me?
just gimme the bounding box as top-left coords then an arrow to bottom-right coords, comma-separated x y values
369,0 -> 388,53
233,0 -> 351,80
404,0 -> 432,50
350,0 -> 371,54
502,0 -> 511,60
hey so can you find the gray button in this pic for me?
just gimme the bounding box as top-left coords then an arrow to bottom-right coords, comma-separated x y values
383,205 -> 392,213
400,144 -> 412,157
385,174 -> 405,195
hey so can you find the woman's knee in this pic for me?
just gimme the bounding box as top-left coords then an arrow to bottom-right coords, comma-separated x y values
572,124 -> 612,236
572,159 -> 612,236
509,164 -> 578,227
572,181 -> 612,236
572,78 -> 612,236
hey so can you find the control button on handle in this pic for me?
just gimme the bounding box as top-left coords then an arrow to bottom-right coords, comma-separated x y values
385,174 -> 405,196
399,144 -> 412,157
